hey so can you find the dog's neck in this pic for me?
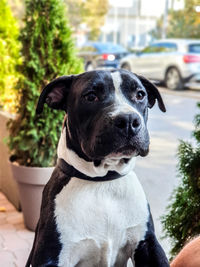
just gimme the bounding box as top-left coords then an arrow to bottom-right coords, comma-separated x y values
57,127 -> 136,178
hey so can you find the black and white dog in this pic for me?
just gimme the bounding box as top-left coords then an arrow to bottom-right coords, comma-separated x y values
26,69 -> 169,267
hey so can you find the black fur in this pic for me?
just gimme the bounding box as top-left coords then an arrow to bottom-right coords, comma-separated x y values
134,210 -> 169,266
26,164 -> 71,267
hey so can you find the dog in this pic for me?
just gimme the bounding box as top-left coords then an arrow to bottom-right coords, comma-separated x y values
26,69 -> 169,267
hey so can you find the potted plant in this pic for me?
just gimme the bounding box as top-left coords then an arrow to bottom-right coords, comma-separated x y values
162,103 -> 200,259
7,0 -> 83,231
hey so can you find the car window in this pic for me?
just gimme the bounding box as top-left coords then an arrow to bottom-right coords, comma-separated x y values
159,42 -> 177,52
141,43 -> 177,54
80,45 -> 97,52
141,45 -> 159,53
188,44 -> 200,53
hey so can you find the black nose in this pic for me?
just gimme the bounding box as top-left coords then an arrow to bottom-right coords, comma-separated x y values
114,113 -> 141,135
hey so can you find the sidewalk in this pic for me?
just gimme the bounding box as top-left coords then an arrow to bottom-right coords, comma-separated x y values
0,192 -> 34,267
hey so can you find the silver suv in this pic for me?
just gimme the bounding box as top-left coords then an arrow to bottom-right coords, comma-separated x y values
120,39 -> 200,90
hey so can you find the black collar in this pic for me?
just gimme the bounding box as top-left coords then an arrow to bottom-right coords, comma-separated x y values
57,158 -> 124,182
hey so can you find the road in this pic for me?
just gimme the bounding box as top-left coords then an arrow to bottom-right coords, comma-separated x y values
135,88 -> 200,259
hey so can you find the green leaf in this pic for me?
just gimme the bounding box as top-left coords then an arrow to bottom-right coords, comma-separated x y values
7,0 -> 83,167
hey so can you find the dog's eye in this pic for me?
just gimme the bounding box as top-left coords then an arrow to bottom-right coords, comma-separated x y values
84,92 -> 98,102
136,91 -> 146,101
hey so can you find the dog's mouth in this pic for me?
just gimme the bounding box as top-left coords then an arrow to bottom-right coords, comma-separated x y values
81,130 -> 149,161
111,143 -> 149,159
109,145 -> 138,159
116,145 -> 137,156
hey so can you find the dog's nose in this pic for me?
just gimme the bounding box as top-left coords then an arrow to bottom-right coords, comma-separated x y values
114,114 -> 141,135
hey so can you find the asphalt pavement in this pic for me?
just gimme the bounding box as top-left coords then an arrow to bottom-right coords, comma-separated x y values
159,86 -> 200,100
135,87 -> 200,258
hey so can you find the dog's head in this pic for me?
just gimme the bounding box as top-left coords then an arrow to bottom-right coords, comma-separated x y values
37,70 -> 165,162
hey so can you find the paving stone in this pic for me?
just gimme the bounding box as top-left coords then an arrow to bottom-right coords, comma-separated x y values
6,211 -> 23,225
0,216 -> 7,225
14,222 -> 26,230
0,193 -> 35,265
0,223 -> 16,235
0,192 -> 34,266
0,250 -> 15,267
0,200 -> 15,212
3,232 -> 30,251
17,229 -> 34,240
0,193 -> 6,201
0,233 -> 4,249
13,249 -> 30,267
0,207 -> 6,213
26,238 -> 34,250
0,212 -> 6,219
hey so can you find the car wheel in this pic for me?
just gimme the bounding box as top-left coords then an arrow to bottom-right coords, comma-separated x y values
121,63 -> 131,71
165,67 -> 183,90
85,63 -> 94,71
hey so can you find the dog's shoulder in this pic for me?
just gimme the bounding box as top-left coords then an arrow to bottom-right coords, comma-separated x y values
42,163 -> 72,200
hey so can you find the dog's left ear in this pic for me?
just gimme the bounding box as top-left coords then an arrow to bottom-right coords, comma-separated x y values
36,75 -> 74,114
137,75 -> 166,112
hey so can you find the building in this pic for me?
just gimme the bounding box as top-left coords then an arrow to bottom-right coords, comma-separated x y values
101,0 -> 184,49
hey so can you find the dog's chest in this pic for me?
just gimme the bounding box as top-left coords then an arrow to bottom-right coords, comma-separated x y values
54,171 -> 149,267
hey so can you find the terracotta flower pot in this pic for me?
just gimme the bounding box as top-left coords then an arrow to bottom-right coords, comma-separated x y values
0,110 -> 20,209
10,161 -> 54,231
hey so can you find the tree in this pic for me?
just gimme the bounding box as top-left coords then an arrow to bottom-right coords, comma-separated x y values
65,0 -> 109,40
8,0 -> 83,167
152,0 -> 200,39
0,0 -> 21,113
162,103 -> 200,258
81,0 -> 109,40
151,16 -> 164,40
161,1 -> 200,256
64,0 -> 82,32
167,0 -> 200,38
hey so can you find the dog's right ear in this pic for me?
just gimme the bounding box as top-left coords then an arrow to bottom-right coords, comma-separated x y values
36,75 -> 74,114
136,74 -> 166,112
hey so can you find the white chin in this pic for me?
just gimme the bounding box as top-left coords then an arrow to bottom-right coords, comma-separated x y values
107,151 -> 137,160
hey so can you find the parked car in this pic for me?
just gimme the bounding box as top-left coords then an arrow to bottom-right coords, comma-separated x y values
79,42 -> 129,71
120,39 -> 200,90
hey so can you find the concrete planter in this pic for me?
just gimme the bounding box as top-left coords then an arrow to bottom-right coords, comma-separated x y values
0,110 -> 20,209
10,162 -> 54,231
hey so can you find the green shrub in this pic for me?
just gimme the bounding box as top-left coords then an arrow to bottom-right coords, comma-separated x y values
7,0 -> 83,167
162,103 -> 200,258
0,0 -> 21,113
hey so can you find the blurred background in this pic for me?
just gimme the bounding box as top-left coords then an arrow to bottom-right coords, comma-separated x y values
3,0 -> 200,98
1,0 -> 200,266
7,0 -> 200,48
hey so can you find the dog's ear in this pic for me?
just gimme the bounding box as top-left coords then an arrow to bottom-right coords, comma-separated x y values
136,74 -> 166,112
36,75 -> 74,114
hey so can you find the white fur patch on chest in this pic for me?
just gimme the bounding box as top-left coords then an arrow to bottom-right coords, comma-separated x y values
57,127 -> 136,178
55,171 -> 149,267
